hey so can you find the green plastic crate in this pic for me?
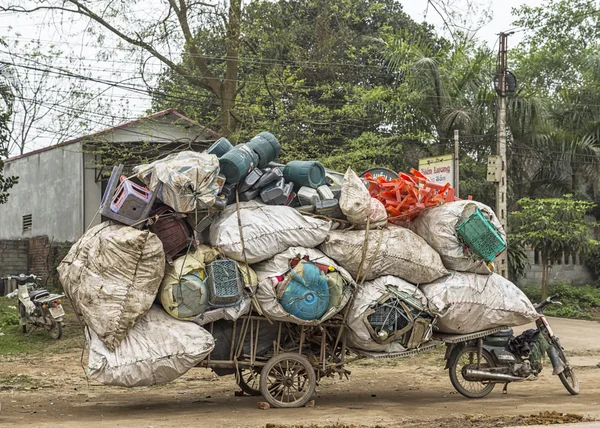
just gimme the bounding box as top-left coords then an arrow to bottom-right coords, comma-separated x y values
455,208 -> 506,262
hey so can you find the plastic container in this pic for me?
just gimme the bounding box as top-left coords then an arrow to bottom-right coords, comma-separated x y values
257,132 -> 281,158
205,259 -> 244,308
315,199 -> 343,218
219,144 -> 259,184
247,134 -> 277,168
110,177 -> 153,222
240,187 -> 261,202
171,273 -> 210,319
149,208 -> 194,262
238,168 -> 263,193
284,161 -> 326,189
316,185 -> 334,200
455,208 -> 506,262
207,137 -> 234,158
297,186 -> 320,206
254,168 -> 283,189
280,262 -> 330,321
260,178 -> 293,205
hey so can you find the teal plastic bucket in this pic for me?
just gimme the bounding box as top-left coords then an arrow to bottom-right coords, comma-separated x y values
257,132 -> 281,158
207,137 -> 233,158
247,135 -> 276,168
284,161 -> 326,188
219,144 -> 259,184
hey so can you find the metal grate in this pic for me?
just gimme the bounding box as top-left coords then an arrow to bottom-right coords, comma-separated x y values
22,214 -> 32,232
205,259 -> 243,307
368,301 -> 410,332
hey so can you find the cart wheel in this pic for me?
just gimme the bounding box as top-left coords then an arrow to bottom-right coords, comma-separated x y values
259,353 -> 316,408
237,367 -> 261,396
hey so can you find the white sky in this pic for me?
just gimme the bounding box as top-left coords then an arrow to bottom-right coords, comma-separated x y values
1,0 -> 546,154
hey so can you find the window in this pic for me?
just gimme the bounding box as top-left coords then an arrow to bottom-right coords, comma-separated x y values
22,214 -> 32,233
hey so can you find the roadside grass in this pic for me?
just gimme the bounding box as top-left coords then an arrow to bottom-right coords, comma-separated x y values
0,297 -> 84,356
521,284 -> 600,320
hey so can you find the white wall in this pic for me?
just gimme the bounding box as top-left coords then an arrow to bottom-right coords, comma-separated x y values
0,142 -> 83,242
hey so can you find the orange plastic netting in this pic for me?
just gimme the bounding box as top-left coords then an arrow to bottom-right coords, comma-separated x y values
363,168 -> 459,223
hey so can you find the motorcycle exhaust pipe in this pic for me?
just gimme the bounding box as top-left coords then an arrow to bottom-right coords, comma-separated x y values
464,368 -> 524,382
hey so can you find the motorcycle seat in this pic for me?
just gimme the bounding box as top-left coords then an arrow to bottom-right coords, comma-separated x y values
490,328 -> 514,338
30,290 -> 50,301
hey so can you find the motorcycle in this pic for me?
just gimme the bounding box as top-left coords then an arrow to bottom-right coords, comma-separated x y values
8,274 -> 65,340
445,294 -> 579,398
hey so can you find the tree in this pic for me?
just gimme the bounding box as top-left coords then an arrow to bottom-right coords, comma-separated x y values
0,61 -> 18,203
511,196 -> 595,299
0,0 -> 243,136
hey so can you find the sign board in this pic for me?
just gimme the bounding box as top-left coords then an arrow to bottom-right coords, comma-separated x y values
418,154 -> 454,187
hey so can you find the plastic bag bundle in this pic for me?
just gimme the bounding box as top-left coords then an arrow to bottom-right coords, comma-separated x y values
421,272 -> 538,334
339,168 -> 387,228
87,306 -> 215,387
209,201 -> 331,264
319,226 -> 449,284
347,276 -> 430,353
58,222 -> 165,350
134,151 -> 221,212
253,247 -> 355,325
412,201 -> 506,274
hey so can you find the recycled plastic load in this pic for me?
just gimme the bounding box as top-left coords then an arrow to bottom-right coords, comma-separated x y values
209,201 -> 332,264
412,200 -> 506,274
421,272 -> 539,334
346,276 -> 432,353
319,226 -> 449,284
87,306 -> 215,387
253,247 -> 354,325
57,222 -> 165,351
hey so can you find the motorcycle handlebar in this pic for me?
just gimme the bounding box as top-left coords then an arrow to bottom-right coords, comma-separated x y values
1,274 -> 40,283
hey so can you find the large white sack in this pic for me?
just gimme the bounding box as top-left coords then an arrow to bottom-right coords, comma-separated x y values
253,247 -> 355,325
412,201 -> 506,274
58,222 -> 165,351
339,168 -> 387,228
319,226 -> 449,284
421,272 -> 538,334
134,151 -> 221,212
347,276 -> 430,353
209,201 -> 331,264
87,306 -> 215,387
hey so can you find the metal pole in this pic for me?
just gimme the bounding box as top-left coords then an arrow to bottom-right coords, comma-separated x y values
454,129 -> 460,198
496,33 -> 509,279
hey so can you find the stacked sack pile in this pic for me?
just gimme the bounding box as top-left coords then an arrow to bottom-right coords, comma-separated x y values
57,131 -> 539,387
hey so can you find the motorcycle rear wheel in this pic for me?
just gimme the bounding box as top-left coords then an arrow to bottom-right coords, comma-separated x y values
49,321 -> 62,340
449,346 -> 496,399
554,342 -> 579,395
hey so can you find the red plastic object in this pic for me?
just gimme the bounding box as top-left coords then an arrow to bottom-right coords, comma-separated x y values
363,168 -> 459,223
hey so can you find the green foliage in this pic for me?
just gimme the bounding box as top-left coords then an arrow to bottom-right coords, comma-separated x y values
521,284 -> 600,319
508,238 -> 530,281
585,240 -> 600,283
0,304 -> 19,329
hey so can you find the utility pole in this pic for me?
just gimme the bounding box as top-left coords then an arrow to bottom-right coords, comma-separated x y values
496,32 -> 510,279
454,129 -> 460,198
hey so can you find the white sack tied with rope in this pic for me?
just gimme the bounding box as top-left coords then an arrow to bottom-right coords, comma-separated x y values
421,272 -> 538,334
87,306 -> 215,387
209,201 -> 332,264
134,151 -> 221,213
57,222 -> 165,351
411,201 -> 506,274
319,226 -> 448,284
252,247 -> 355,325
347,276 -> 430,353
339,168 -> 388,229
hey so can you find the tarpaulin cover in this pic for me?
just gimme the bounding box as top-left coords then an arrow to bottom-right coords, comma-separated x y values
347,276 -> 428,353
160,246 -> 258,324
87,306 -> 214,387
253,247 -> 355,325
319,226 -> 449,284
339,168 -> 387,228
209,201 -> 332,264
134,151 -> 221,213
412,201 -> 506,274
421,272 -> 538,334
57,222 -> 165,351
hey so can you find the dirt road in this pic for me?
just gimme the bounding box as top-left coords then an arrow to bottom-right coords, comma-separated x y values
1,317 -> 599,428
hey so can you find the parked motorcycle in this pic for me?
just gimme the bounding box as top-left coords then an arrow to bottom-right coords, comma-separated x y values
445,294 -> 579,398
7,274 -> 65,340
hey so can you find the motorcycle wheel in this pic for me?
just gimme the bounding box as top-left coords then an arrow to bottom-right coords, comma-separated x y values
554,342 -> 579,395
236,367 -> 262,396
449,346 -> 496,399
49,321 -> 63,340
18,303 -> 27,334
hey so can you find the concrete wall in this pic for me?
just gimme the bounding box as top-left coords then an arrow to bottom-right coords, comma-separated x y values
0,142 -> 84,242
0,240 -> 29,278
516,249 -> 596,286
